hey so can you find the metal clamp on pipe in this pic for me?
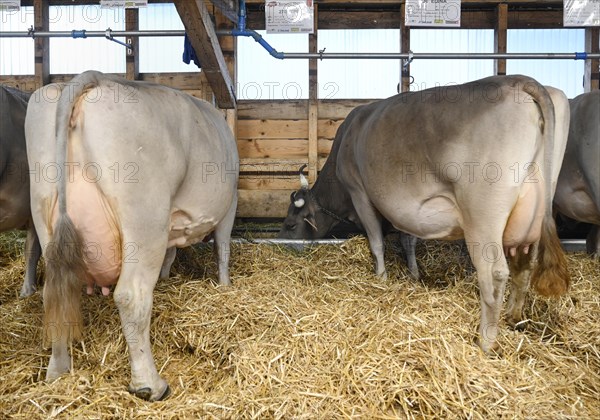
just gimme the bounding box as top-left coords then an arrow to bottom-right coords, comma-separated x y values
27,25 -> 35,38
105,28 -> 133,50
575,52 -> 588,60
403,50 -> 414,69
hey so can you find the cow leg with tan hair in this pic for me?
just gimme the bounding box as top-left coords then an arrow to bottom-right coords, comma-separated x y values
506,248 -> 536,329
463,222 -> 510,354
213,195 -> 237,287
346,187 -> 387,279
113,222 -> 171,401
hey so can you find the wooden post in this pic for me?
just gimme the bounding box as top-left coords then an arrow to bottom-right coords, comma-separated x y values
125,8 -> 140,81
216,8 -> 237,138
494,3 -> 508,76
584,28 -> 600,92
399,2 -> 411,93
33,0 -> 49,89
308,4 -> 318,184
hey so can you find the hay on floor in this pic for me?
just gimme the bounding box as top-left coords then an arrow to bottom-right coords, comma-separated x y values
0,231 -> 598,418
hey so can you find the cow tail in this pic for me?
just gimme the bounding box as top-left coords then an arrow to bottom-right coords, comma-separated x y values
526,81 -> 569,296
43,71 -> 101,344
44,214 -> 86,342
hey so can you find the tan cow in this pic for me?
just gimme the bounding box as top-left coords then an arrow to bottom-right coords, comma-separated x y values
280,75 -> 570,353
26,71 -> 239,400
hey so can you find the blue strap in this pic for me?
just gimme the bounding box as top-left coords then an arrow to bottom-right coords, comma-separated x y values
71,30 -> 87,39
575,52 -> 587,60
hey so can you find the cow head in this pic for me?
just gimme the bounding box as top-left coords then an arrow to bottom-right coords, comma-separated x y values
278,165 -> 321,239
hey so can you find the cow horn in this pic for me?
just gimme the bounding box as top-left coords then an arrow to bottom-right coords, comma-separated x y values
294,198 -> 305,208
299,164 -> 309,189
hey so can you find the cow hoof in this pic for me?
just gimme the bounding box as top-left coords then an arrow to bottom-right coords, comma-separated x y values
506,315 -> 527,331
475,338 -> 503,357
218,278 -> 232,287
19,284 -> 36,298
511,319 -> 528,332
129,384 -> 171,401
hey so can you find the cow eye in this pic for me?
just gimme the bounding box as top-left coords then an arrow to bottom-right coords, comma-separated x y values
286,223 -> 297,231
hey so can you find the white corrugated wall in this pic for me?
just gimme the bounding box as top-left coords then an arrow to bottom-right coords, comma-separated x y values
0,7 -> 586,99
0,4 -> 197,75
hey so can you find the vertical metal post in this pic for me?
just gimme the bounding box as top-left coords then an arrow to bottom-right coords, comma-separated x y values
34,0 -> 49,88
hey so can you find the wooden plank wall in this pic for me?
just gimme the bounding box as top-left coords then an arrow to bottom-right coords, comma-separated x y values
235,99 -> 372,217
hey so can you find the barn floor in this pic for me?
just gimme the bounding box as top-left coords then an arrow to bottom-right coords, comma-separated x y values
0,231 -> 598,419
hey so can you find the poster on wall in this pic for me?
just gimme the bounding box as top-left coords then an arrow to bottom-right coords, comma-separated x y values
0,0 -> 20,11
405,0 -> 461,27
100,1 -> 148,8
265,0 -> 314,34
564,0 -> 600,26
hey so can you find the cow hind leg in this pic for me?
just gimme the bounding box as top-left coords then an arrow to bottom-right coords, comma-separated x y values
400,232 -> 419,279
466,234 -> 509,354
587,225 -> 600,258
506,248 -> 536,330
20,224 -> 41,297
213,195 -> 237,287
159,247 -> 176,281
113,234 -> 170,401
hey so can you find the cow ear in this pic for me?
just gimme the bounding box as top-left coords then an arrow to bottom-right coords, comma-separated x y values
290,191 -> 296,203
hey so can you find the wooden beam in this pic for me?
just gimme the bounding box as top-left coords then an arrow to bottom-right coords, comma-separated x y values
308,5 -> 319,184
584,28 -> 600,92
34,0 -> 49,89
125,9 -> 140,81
210,0 -> 239,23
399,2 -> 411,92
215,8 -> 238,135
174,0 -> 236,108
494,3 -> 508,76
245,2 -> 565,30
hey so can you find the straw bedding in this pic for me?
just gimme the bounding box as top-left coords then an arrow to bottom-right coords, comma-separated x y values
0,231 -> 598,419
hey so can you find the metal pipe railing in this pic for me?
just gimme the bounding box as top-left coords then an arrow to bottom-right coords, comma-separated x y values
278,52 -> 600,60
0,29 -> 185,37
1,29 -> 597,60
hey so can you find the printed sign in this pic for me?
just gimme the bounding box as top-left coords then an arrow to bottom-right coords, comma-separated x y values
100,1 -> 148,9
564,0 -> 600,26
265,0 -> 314,34
0,0 -> 20,11
405,0 -> 461,27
